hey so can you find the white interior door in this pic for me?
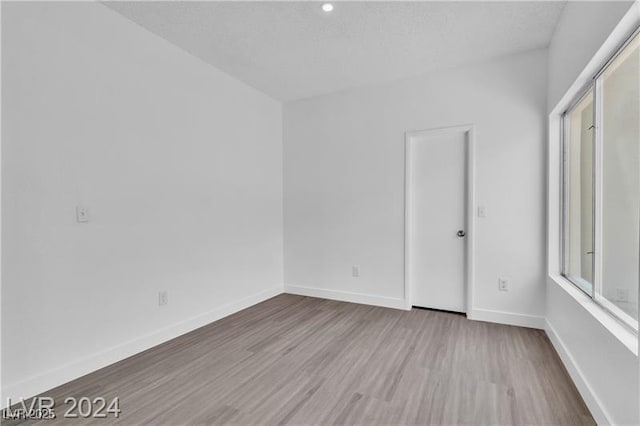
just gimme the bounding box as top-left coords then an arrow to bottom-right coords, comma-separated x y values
408,129 -> 467,312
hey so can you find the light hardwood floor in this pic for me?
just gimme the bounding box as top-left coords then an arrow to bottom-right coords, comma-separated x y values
6,294 -> 594,425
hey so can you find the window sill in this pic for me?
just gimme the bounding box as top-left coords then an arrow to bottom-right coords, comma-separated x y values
549,274 -> 638,356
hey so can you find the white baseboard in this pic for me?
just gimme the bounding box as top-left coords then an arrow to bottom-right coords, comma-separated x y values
1,285 -> 284,406
284,284 -> 407,310
545,320 -> 611,425
467,308 -> 545,329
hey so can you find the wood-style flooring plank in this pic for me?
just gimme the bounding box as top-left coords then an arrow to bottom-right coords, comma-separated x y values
4,294 -> 594,425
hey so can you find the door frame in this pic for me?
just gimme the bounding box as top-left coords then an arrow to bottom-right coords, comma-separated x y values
404,124 -> 476,313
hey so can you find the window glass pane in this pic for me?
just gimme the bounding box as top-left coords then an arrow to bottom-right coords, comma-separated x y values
564,90 -> 594,294
600,31 -> 640,324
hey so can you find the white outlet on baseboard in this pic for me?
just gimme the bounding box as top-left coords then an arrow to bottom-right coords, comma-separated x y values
498,277 -> 509,292
158,291 -> 168,306
352,266 -> 360,278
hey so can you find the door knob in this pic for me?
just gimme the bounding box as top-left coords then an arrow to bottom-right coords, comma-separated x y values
457,230 -> 466,238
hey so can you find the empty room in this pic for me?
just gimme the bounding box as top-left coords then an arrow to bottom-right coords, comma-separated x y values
1,1 -> 639,424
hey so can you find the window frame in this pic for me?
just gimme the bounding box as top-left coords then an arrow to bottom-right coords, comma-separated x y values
560,25 -> 640,333
560,87 -> 595,297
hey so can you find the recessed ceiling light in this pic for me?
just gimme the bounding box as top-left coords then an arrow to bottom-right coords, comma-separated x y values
321,3 -> 334,12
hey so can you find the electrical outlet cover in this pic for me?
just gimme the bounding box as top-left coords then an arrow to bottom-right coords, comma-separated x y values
158,291 -> 168,306
615,288 -> 629,302
351,266 -> 360,277
76,205 -> 89,223
498,277 -> 509,291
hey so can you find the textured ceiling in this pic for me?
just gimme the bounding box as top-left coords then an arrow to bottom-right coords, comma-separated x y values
105,1 -> 566,101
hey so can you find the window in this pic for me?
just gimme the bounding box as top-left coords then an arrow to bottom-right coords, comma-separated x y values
563,89 -> 594,295
562,28 -> 639,331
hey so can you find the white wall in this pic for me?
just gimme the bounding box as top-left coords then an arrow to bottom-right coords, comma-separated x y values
284,49 -> 548,326
2,2 -> 283,401
546,2 -> 638,424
